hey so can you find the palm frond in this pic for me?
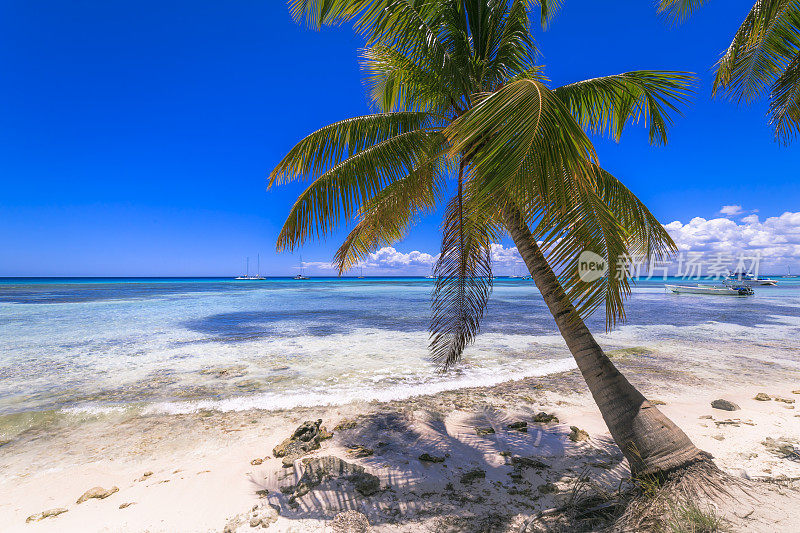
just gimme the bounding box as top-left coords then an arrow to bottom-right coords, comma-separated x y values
481,0 -> 540,91
527,178 -> 631,330
592,165 -> 677,261
769,50 -> 800,142
429,177 -> 500,369
333,151 -> 449,273
506,162 -> 675,330
361,44 -> 457,113
656,0 -> 711,24
269,111 -> 437,187
276,129 -> 442,251
554,71 -> 696,145
445,78 -> 598,203
524,0 -> 563,28
713,0 -> 800,104
288,0 -> 367,28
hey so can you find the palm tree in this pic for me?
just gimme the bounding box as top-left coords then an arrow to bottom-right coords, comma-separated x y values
271,0 -> 705,478
659,0 -> 800,143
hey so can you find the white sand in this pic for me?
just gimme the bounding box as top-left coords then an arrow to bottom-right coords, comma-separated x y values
1,367 -> 799,532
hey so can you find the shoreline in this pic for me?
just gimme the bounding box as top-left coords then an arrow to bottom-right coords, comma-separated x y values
2,348 -> 799,532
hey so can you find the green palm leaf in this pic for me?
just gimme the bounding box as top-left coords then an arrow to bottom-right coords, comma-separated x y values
769,51 -> 800,141
657,0 -> 711,23
429,176 -> 500,369
269,111 -> 437,187
276,129 -> 441,251
554,71 -> 696,145
333,149 -> 449,272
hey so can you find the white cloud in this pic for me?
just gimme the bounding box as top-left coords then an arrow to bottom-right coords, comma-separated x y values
363,247 -> 437,270
719,205 -> 744,216
299,245 -> 527,275
490,243 -> 523,265
299,210 -> 800,276
664,211 -> 800,271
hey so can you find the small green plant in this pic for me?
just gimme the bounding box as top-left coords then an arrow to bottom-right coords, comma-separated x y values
664,500 -> 726,533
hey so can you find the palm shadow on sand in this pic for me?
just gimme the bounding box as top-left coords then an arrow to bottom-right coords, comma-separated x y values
245,406 -> 626,530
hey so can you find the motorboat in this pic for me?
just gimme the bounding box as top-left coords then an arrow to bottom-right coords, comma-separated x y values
666,284 -> 754,296
723,270 -> 777,286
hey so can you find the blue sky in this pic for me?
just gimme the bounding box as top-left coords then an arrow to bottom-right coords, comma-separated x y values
2,0 -> 799,276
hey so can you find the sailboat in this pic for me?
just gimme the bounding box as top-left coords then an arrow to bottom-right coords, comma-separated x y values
425,266 -> 435,279
293,255 -> 309,280
235,255 -> 266,280
357,267 -> 365,279
786,266 -> 798,278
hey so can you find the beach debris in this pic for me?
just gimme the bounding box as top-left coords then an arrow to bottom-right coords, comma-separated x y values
475,426 -> 495,436
460,469 -> 486,484
754,392 -> 771,401
792,390 -> 800,395
346,445 -> 374,458
605,346 -> 652,359
0,439 -> 10,447
199,364 -> 248,379
250,458 -> 263,466
568,426 -> 589,442
714,418 -> 755,427
511,456 -> 549,469
331,510 -> 372,533
711,399 -> 740,411
25,508 -> 68,522
507,421 -> 528,432
248,505 -> 278,528
418,453 -> 445,463
648,399 -> 666,405
223,503 -> 278,533
273,419 -> 331,467
334,419 -> 358,431
533,412 -> 559,423
762,437 -> 800,461
137,471 -> 153,482
119,502 -> 135,509
282,456 -> 381,504
76,486 -> 119,504
775,397 -> 795,404
699,415 -> 714,419
538,482 -> 559,494
233,379 -> 263,392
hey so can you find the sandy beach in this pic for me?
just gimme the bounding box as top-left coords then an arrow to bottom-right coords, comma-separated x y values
2,345 -> 799,532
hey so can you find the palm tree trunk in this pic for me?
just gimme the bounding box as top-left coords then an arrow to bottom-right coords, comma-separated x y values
501,205 -> 706,476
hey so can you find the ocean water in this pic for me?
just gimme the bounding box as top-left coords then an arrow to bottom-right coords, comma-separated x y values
1,276 -> 799,427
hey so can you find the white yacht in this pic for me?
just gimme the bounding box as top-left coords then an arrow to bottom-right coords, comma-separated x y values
723,270 -> 777,286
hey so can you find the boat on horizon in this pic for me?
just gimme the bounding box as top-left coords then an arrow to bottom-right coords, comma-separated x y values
235,255 -> 266,280
723,270 -> 777,286
293,255 -> 309,280
666,283 -> 754,296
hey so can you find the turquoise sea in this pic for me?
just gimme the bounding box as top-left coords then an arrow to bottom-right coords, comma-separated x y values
1,276 -> 799,433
